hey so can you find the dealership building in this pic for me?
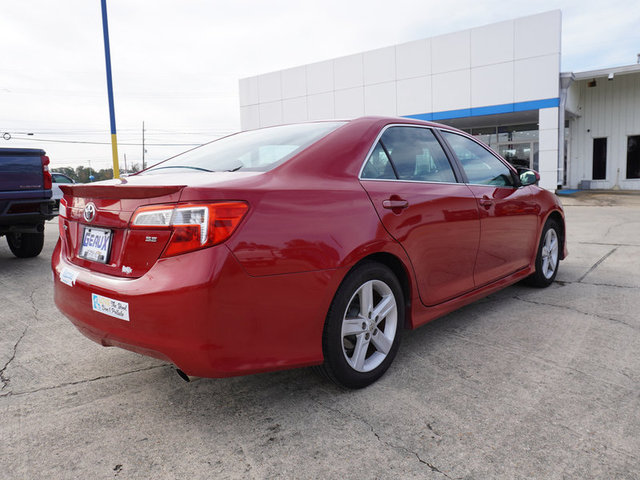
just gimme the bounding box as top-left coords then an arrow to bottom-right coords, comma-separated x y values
239,10 -> 640,191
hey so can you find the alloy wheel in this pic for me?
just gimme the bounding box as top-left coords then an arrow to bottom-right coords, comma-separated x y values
541,228 -> 559,279
341,280 -> 398,373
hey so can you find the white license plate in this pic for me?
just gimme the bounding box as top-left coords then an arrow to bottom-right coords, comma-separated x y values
79,227 -> 112,263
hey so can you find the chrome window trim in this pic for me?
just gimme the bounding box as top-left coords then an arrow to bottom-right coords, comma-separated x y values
359,177 -> 472,186
357,123 -> 461,185
463,183 -> 518,189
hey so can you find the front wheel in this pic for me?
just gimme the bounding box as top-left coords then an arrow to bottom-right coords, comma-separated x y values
320,262 -> 404,389
6,231 -> 45,258
525,219 -> 561,288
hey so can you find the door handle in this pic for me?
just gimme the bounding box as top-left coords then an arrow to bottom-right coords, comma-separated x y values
479,196 -> 493,208
382,199 -> 409,210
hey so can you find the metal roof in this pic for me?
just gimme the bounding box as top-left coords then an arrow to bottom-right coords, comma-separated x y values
570,63 -> 640,80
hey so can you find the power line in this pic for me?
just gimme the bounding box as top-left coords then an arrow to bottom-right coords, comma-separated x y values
7,135 -> 204,147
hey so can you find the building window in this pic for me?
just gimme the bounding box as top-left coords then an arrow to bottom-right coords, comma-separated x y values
592,138 -> 607,180
627,135 -> 640,179
462,124 -> 539,170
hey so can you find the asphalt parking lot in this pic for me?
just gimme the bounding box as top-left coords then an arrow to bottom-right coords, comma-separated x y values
1,192 -> 639,480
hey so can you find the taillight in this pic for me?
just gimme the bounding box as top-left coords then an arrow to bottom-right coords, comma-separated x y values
130,202 -> 248,257
41,155 -> 52,190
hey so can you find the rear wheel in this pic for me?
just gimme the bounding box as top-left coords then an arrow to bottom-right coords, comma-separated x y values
6,231 -> 45,258
320,262 -> 403,389
525,219 -> 560,288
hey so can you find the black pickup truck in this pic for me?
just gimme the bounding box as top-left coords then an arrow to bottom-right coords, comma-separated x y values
0,147 -> 55,258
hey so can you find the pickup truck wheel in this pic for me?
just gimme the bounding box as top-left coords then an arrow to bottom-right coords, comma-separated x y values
6,231 -> 45,258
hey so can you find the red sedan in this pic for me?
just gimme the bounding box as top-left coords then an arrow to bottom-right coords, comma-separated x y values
52,117 -> 566,388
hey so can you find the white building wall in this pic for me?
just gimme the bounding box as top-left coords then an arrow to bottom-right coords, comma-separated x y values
539,107 -> 560,190
568,72 -> 640,189
240,10 -> 561,125
239,10 -> 562,188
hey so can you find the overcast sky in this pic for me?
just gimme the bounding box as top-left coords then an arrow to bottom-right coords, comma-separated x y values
1,0 -> 639,171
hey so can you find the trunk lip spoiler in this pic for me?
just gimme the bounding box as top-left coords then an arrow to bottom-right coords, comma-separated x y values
60,184 -> 186,199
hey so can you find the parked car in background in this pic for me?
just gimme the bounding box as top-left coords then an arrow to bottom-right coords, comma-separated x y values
0,147 -> 54,258
51,172 -> 75,209
52,117 -> 567,388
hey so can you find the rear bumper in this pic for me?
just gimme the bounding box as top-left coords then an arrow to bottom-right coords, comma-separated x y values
52,240 -> 339,377
0,198 -> 55,233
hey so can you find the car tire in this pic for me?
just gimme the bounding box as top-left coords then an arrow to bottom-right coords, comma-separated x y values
319,262 -> 404,389
6,231 -> 45,258
524,218 -> 561,288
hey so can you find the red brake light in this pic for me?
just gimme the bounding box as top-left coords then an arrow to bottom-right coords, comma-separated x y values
42,155 -> 52,190
131,202 -> 248,257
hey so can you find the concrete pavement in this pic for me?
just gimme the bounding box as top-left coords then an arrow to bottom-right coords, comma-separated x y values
1,193 -> 639,479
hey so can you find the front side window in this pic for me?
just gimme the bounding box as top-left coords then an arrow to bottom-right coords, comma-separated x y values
361,126 -> 456,183
144,122 -> 346,174
441,131 -> 515,187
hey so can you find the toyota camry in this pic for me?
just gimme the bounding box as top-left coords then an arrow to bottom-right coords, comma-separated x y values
52,116 -> 567,388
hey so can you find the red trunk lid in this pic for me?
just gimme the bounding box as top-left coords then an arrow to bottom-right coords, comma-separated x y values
59,183 -> 185,278
58,171 -> 261,278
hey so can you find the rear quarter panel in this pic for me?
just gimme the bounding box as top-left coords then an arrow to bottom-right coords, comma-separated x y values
225,177 -> 396,276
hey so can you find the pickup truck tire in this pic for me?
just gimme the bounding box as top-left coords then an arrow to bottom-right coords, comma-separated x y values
6,231 -> 45,258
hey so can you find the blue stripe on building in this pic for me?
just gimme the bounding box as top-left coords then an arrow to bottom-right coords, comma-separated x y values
404,98 -> 560,122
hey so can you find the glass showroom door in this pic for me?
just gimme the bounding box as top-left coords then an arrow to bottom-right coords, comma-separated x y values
498,142 -> 533,170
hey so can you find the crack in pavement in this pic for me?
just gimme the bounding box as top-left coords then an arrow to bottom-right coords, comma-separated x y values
552,279 -> 640,290
577,247 -> 619,283
603,222 -> 628,238
551,422 -> 640,463
580,281 -> 638,290
390,442 -> 453,478
514,295 -> 639,332
0,325 -> 29,392
1,287 -> 46,393
29,288 -> 41,321
311,397 -> 454,478
576,241 -> 639,247
550,279 -> 637,290
0,364 -> 170,398
445,326 -> 633,392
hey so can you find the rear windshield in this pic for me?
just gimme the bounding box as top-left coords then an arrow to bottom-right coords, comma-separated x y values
143,122 -> 346,175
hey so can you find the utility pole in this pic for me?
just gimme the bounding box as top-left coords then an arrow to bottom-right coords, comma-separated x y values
100,0 -> 120,179
124,153 -> 128,173
142,121 -> 145,170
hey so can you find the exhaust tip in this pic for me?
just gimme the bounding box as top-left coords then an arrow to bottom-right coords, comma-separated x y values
176,368 -> 200,383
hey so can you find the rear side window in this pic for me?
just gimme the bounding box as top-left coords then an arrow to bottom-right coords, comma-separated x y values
361,126 -> 456,183
361,143 -> 396,179
441,131 -> 515,187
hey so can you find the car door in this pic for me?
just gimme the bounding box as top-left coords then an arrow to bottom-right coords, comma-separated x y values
440,130 -> 540,287
359,125 -> 480,306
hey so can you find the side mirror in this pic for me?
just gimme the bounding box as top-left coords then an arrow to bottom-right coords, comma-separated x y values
519,170 -> 540,186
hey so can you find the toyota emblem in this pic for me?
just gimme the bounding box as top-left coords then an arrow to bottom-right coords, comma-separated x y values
83,202 -> 96,223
